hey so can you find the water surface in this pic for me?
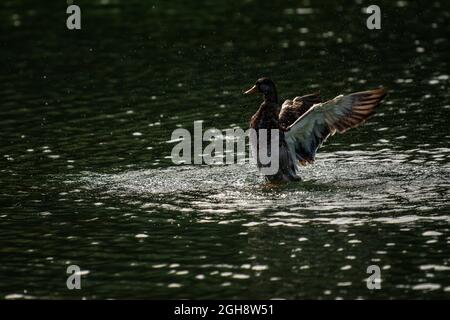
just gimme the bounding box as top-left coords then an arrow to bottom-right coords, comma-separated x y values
1,0 -> 450,299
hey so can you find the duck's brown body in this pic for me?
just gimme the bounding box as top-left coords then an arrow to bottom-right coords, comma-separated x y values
249,89 -> 322,181
245,78 -> 386,182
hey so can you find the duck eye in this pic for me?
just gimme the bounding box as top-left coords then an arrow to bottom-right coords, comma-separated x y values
259,83 -> 270,92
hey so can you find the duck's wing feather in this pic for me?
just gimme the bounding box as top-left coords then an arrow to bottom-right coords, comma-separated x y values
284,88 -> 386,163
279,92 -> 322,128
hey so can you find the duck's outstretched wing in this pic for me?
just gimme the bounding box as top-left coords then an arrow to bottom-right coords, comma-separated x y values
279,92 -> 322,128
284,88 -> 386,164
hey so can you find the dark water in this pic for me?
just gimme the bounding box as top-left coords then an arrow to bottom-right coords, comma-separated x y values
1,0 -> 450,299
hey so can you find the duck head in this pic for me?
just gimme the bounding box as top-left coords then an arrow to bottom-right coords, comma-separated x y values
244,77 -> 278,103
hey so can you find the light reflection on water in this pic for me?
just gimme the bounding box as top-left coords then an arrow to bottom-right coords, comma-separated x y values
39,149 -> 448,299
2,154 -> 450,299
74,149 -> 450,217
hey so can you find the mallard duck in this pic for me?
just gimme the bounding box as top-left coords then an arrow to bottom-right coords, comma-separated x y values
244,77 -> 386,182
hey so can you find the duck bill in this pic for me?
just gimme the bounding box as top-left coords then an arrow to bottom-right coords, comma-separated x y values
244,85 -> 258,95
